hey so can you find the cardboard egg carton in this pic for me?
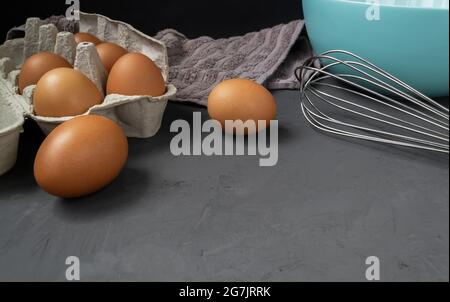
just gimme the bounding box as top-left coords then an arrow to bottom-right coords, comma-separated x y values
0,12 -> 177,175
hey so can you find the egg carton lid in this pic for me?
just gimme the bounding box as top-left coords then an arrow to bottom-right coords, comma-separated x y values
0,75 -> 25,135
0,70 -> 25,176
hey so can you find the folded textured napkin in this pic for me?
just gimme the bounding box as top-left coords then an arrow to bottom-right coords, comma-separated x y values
155,20 -> 312,105
6,17 -> 313,106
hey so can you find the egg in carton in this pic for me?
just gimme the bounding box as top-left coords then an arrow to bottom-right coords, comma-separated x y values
0,12 -> 177,175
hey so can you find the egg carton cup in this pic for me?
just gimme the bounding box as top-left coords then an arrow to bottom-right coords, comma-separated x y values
0,12 -> 177,175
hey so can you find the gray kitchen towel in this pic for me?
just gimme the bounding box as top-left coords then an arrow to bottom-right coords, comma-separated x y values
155,20 -> 312,105
6,17 -> 312,106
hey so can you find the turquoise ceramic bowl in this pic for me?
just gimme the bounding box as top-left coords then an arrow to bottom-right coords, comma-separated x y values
303,0 -> 449,97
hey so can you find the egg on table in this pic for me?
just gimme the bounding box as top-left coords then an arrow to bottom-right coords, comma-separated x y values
33,67 -> 103,117
96,42 -> 128,73
106,52 -> 166,97
74,32 -> 101,45
18,52 -> 72,94
208,78 -> 277,134
34,115 -> 128,199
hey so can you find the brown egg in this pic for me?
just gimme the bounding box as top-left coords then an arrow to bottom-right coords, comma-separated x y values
96,42 -> 128,73
208,78 -> 277,134
18,52 -> 72,94
33,67 -> 103,117
106,52 -> 166,97
34,115 -> 128,198
74,32 -> 101,45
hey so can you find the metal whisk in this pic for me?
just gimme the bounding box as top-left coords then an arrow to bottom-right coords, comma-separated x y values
295,50 -> 449,153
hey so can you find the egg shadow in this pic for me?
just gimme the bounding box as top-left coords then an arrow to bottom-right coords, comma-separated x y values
53,167 -> 151,222
277,125 -> 295,145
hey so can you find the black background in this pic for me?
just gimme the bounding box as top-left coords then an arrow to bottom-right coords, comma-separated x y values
1,0 -> 303,41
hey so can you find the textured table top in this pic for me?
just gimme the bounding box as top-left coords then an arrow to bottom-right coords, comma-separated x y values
0,90 -> 448,281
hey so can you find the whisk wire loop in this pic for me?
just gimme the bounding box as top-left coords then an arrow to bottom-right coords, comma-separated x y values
296,50 -> 449,153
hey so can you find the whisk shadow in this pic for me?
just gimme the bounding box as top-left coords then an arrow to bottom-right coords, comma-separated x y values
322,131 -> 449,167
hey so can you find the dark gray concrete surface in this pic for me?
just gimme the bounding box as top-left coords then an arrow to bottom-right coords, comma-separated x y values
0,90 -> 448,282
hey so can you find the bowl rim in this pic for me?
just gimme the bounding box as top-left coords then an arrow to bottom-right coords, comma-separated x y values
328,0 -> 449,10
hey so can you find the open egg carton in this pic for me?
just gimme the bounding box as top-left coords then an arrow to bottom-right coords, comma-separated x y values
0,12 -> 177,175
